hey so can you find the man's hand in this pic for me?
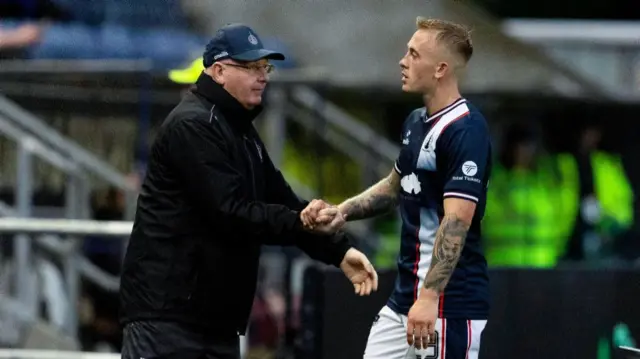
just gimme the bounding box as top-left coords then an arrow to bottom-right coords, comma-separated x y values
340,248 -> 379,296
406,290 -> 439,349
300,199 -> 346,235
300,199 -> 331,227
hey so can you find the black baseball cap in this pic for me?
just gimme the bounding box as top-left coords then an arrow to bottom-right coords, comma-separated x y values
203,23 -> 285,67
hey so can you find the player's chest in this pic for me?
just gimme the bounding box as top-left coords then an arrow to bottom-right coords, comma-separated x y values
398,121 -> 444,173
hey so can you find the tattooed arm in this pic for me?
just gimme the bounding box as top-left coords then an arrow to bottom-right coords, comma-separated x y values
337,168 -> 401,221
421,198 -> 476,298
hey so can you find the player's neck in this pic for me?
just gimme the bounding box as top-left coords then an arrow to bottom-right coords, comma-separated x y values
423,81 -> 462,117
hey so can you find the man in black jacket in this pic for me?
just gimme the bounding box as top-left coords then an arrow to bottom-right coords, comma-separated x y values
119,23 -> 378,359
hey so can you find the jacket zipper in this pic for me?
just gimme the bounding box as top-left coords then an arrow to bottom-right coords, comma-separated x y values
242,136 -> 257,198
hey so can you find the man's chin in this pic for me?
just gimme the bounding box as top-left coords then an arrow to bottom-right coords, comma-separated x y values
401,83 -> 416,93
248,96 -> 263,107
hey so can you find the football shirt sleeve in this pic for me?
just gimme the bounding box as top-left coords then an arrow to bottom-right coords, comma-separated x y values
439,120 -> 491,203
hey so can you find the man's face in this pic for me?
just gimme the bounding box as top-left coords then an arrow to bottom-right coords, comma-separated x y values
214,59 -> 272,109
399,29 -> 447,94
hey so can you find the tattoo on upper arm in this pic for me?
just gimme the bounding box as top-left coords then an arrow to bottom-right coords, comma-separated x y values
423,213 -> 470,293
340,169 -> 400,221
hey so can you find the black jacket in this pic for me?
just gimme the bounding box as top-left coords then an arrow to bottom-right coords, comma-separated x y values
119,74 -> 352,335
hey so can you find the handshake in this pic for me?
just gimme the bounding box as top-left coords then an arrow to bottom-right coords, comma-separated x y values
300,199 -> 379,296
299,199 -> 347,235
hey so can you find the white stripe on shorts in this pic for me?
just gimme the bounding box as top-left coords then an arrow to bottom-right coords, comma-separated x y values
363,306 -> 487,359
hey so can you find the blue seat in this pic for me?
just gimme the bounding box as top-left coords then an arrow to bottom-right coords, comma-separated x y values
27,22 -> 206,70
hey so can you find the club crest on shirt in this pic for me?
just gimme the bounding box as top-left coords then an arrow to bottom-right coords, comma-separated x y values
403,130 -> 411,145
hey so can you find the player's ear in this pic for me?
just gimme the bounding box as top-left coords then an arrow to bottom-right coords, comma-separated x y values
434,61 -> 448,80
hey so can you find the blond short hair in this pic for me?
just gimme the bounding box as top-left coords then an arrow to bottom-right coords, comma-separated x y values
416,17 -> 473,64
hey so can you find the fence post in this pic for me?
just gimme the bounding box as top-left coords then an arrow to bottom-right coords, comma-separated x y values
15,139 -> 35,317
63,171 -> 91,337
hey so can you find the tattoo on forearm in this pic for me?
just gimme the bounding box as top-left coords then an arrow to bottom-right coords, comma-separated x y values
339,171 -> 399,221
423,213 -> 470,293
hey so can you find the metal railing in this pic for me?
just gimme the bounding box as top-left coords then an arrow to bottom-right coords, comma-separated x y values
0,203 -> 120,294
290,86 -> 398,166
285,88 -> 396,177
0,217 -> 265,359
0,95 -> 138,216
0,90 -> 145,341
0,349 -> 119,359
0,112 -> 90,337
0,218 -> 125,298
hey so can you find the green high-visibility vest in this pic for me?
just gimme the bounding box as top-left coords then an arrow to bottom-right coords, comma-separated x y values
483,159 -> 571,267
556,151 -> 633,237
483,152 -> 633,267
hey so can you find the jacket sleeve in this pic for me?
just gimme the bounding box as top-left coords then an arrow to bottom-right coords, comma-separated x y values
294,231 -> 353,267
261,147 -> 352,266
166,117 -> 305,242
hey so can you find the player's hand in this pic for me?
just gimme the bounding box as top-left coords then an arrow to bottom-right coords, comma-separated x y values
306,210 -> 346,235
339,248 -> 378,296
300,200 -> 346,234
406,292 -> 439,349
300,199 -> 332,228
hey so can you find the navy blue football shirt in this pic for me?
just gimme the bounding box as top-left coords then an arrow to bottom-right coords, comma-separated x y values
386,98 -> 492,320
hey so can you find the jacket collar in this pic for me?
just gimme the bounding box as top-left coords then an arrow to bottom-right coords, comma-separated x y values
192,73 -> 263,132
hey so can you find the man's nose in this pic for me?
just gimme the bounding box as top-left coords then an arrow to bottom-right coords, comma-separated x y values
399,57 -> 407,68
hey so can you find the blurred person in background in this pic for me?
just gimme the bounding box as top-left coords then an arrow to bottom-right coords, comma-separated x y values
0,23 -> 43,56
78,187 -> 125,352
0,0 -> 204,69
560,122 -> 634,263
304,17 -> 492,359
0,0 -> 69,58
482,123 -> 572,267
85,187 -> 125,274
119,23 -> 378,359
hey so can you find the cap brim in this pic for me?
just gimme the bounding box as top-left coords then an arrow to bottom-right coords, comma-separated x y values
231,49 -> 285,62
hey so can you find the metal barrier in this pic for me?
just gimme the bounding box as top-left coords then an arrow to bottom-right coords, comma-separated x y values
289,86 -> 398,166
0,218 -> 132,236
0,205 -> 121,297
0,217 -> 257,359
0,94 -> 135,189
0,81 -> 138,341
0,95 -> 138,218
0,349 -> 119,359
0,113 -> 90,337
